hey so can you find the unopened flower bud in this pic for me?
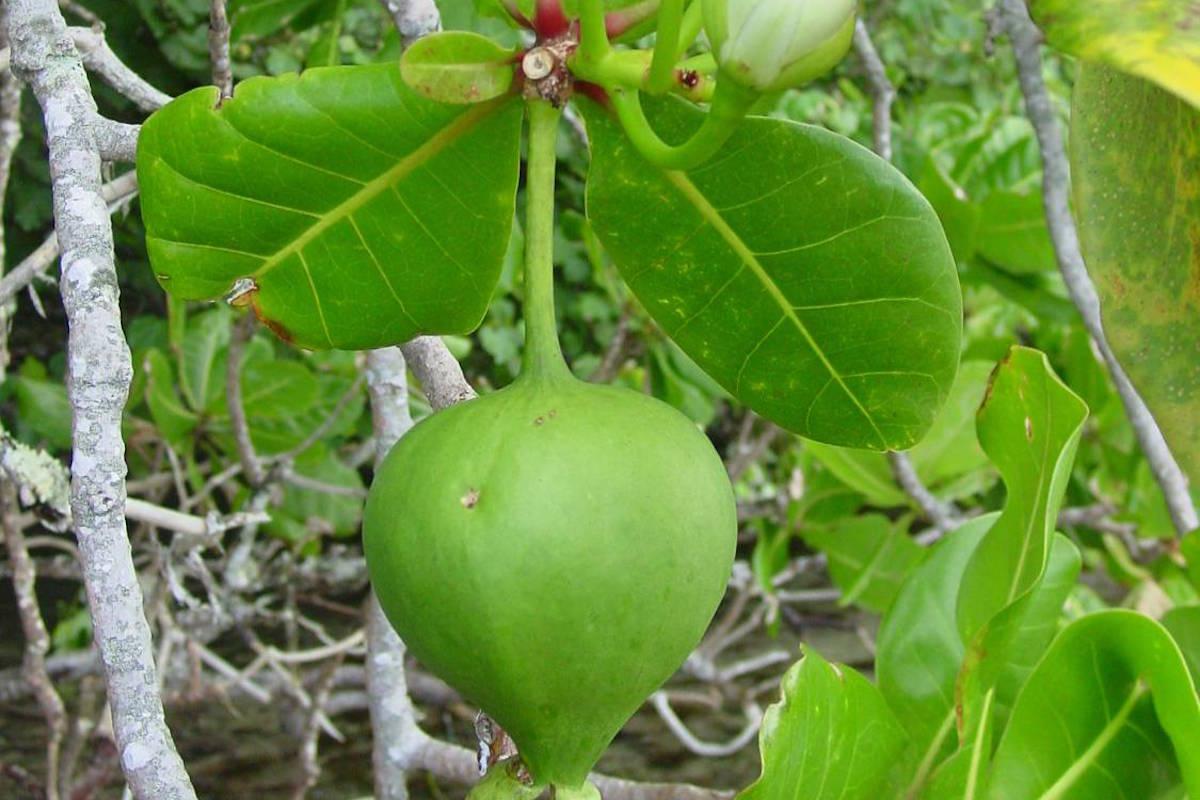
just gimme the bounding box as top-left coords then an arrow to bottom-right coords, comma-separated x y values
703,0 -> 857,93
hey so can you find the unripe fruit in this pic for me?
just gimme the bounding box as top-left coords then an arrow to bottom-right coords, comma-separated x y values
363,373 -> 737,789
703,0 -> 857,93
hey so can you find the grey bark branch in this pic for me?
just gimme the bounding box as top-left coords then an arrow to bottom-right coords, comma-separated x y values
998,0 -> 1198,535
377,0 -> 441,48
6,1 -> 197,797
208,0 -> 233,99
226,314 -> 267,487
69,27 -> 170,112
852,19 -> 894,162
364,347 -> 420,800
0,6 -> 22,382
93,118 -> 140,162
400,336 -> 477,408
854,18 -> 962,534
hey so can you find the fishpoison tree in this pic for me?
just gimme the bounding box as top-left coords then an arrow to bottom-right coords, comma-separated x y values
2,0 -> 1200,799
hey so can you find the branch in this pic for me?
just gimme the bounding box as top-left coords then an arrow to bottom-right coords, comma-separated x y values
997,0 -> 1198,535
226,314 -> 267,487
377,0 -> 441,48
400,336 -> 477,410
887,451 -> 962,534
6,1 -> 197,796
93,117 -> 139,162
69,26 -> 171,112
0,8 -> 22,382
208,0 -> 233,99
852,19 -> 894,162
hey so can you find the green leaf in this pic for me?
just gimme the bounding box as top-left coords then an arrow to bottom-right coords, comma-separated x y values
230,0 -> 337,40
956,347 -> 1088,643
738,648 -> 908,800
1070,64 -> 1200,487
401,31 -> 517,105
807,360 -> 996,507
803,514 -> 926,614
10,365 -> 73,452
1163,605 -> 1200,684
306,1 -> 345,68
179,306 -> 231,412
138,63 -> 523,350
143,349 -> 199,449
975,190 -> 1057,275
985,610 -> 1200,798
1028,0 -> 1200,109
264,444 -> 364,543
580,97 -> 962,451
876,515 -> 993,794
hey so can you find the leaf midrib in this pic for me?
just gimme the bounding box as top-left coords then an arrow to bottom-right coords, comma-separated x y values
1037,681 -> 1147,800
664,170 -> 889,448
248,98 -> 505,283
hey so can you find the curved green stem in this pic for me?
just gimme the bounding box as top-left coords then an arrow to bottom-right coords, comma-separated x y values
576,0 -> 611,67
609,78 -> 757,170
647,0 -> 684,92
677,0 -> 704,54
520,100 -> 570,382
572,49 -> 714,102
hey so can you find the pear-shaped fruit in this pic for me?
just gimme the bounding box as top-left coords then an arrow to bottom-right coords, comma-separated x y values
363,371 -> 737,788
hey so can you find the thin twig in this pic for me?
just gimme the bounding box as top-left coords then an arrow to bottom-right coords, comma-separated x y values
208,0 -> 233,99
226,314 -> 266,487
2,486 -> 66,800
0,7 -> 22,382
853,19 -> 895,162
0,170 -> 139,305
997,0 -> 1198,535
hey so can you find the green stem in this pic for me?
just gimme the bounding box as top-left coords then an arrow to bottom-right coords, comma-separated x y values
521,100 -> 570,382
647,0 -> 684,92
571,49 -> 714,102
576,0 -> 611,67
677,0 -> 704,54
609,78 -> 758,170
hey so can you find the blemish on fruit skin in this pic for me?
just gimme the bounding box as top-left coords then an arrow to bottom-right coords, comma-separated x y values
461,488 -> 480,509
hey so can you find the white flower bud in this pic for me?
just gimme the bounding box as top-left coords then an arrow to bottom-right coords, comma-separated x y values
703,0 -> 857,93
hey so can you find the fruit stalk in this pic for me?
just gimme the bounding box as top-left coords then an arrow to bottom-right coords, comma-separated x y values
521,99 -> 570,381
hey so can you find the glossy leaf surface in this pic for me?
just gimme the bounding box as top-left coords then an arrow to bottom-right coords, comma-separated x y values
876,516 -> 993,792
986,610 -> 1200,798
739,648 -> 907,800
581,98 -> 962,451
138,64 -> 523,350
1029,0 -> 1200,108
956,347 -> 1087,642
401,31 -> 517,104
1071,64 -> 1200,486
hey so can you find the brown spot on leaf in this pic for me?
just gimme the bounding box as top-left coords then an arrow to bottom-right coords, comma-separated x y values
461,488 -> 480,509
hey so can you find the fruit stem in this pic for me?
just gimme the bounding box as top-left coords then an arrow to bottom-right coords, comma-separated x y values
520,99 -> 571,382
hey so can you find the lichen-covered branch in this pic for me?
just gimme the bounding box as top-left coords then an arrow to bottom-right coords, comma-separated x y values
363,347 -> 419,800
401,336 -> 478,409
377,0 -> 441,48
997,0 -> 1198,535
6,1 -> 197,797
69,26 -> 171,112
208,0 -> 233,99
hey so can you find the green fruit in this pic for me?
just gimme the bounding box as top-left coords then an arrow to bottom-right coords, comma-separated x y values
363,372 -> 737,788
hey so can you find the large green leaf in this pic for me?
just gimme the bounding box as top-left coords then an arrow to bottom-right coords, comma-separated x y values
138,64 -> 523,350
876,515 -> 994,794
738,648 -> 908,800
1163,605 -> 1200,684
956,347 -> 1088,643
1028,0 -> 1200,109
985,610 -> 1200,798
581,98 -> 962,451
1071,64 -> 1200,487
